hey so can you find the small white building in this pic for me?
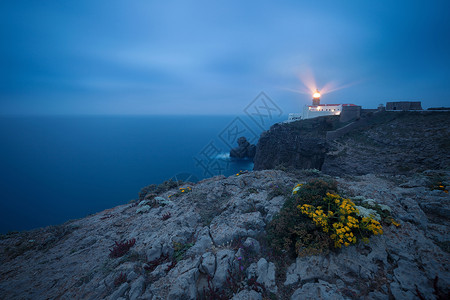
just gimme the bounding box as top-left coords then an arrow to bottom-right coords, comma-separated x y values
302,103 -> 357,119
287,89 -> 357,121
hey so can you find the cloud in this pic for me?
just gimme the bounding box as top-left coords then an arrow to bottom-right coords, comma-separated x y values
1,0 -> 450,114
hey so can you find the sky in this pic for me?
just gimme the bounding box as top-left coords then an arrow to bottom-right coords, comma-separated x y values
1,0 -> 449,115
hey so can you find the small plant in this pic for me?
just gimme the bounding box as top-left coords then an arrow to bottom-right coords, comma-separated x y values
235,170 -> 248,176
432,181 -> 449,194
161,212 -> 172,221
168,186 -> 192,198
114,272 -> 127,286
179,186 -> 192,193
109,239 -> 136,258
139,179 -> 185,200
426,173 -> 449,194
173,241 -> 194,262
247,187 -> 258,194
144,253 -> 169,272
267,182 -> 290,199
166,259 -> 177,272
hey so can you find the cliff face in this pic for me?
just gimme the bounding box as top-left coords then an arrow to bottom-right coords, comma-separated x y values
253,116 -> 340,171
254,111 -> 450,175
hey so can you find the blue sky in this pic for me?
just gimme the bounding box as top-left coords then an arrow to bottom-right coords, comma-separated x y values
1,0 -> 449,115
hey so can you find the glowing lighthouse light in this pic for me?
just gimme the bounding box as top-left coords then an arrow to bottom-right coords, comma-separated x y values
313,89 -> 321,99
312,89 -> 321,106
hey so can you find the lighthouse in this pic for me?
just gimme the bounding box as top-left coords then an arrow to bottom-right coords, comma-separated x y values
312,89 -> 321,106
287,87 -> 357,122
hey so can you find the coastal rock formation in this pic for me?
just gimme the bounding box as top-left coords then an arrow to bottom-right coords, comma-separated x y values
253,116 -> 339,171
230,136 -> 256,159
1,169 -> 449,299
254,111 -> 450,175
322,111 -> 450,175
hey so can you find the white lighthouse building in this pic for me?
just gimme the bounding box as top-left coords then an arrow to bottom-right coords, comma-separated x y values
288,89 -> 357,121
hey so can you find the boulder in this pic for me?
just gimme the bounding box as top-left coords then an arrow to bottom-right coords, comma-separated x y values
232,289 -> 262,300
255,258 -> 277,293
291,280 -> 344,300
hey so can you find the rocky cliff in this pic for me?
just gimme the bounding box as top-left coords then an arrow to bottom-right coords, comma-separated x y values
253,116 -> 341,171
254,111 -> 450,175
1,169 -> 449,299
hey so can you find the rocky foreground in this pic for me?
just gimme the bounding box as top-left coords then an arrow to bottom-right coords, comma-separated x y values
1,169 -> 449,299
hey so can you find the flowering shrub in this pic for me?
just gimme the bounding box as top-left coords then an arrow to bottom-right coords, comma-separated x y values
267,178 -> 397,257
267,179 -> 337,257
298,192 -> 383,248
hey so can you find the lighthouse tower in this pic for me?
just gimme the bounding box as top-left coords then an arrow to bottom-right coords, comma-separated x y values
312,89 -> 321,106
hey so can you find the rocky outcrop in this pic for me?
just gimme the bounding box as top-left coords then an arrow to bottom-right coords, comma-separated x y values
230,136 -> 256,159
254,111 -> 450,176
1,169 -> 448,299
253,116 -> 339,170
323,111 -> 450,175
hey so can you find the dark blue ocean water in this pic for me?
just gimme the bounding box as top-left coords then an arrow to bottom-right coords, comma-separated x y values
0,115 -> 284,233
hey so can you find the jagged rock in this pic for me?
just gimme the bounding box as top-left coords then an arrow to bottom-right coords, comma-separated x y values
230,136 -> 256,159
291,280 -> 344,300
390,282 -> 416,299
186,227 -> 214,256
166,257 -> 201,299
209,212 -> 265,245
232,289 -> 263,300
255,258 -> 277,293
212,249 -> 235,289
368,291 -> 388,300
146,241 -> 163,261
243,237 -> 261,254
393,259 -> 433,296
137,288 -> 153,300
127,271 -> 138,282
167,268 -> 199,300
199,252 -> 216,276
109,282 -> 129,300
129,276 -> 145,300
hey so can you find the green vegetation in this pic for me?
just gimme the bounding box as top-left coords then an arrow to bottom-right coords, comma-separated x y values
173,241 -> 194,262
267,178 -> 398,258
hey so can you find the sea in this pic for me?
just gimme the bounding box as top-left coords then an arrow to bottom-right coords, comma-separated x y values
0,115 -> 285,233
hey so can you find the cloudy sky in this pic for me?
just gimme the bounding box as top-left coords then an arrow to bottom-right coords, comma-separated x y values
1,0 -> 449,115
